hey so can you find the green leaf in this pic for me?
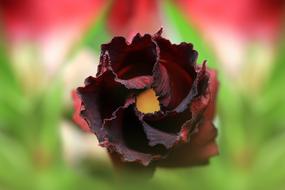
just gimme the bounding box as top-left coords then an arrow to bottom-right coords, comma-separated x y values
0,37 -> 28,131
0,134 -> 34,190
0,38 -> 20,90
250,132 -> 285,190
37,78 -> 64,163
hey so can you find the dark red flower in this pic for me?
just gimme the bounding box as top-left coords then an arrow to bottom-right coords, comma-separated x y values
73,29 -> 218,174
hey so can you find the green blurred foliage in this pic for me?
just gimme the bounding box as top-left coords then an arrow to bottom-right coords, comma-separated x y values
0,1 -> 285,190
163,0 -> 218,68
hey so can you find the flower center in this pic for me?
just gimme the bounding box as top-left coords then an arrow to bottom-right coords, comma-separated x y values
135,88 -> 160,113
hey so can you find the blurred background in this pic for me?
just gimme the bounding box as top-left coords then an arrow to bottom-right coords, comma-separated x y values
0,0 -> 285,189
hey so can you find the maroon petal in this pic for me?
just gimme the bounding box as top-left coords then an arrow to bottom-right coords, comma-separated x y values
152,63 -> 171,107
155,67 -> 219,167
76,70 -> 133,141
176,65 -> 216,143
103,106 -> 164,166
174,62 -> 209,113
141,120 -> 179,149
143,110 -> 192,134
156,121 -> 218,167
140,108 -> 202,151
115,75 -> 153,89
72,90 -> 90,132
153,33 -> 198,110
99,51 -> 154,90
99,34 -> 158,80
108,151 -> 156,178
204,70 -> 219,121
105,141 -> 155,166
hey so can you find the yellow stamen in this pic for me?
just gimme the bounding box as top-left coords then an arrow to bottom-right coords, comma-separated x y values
136,88 -> 160,113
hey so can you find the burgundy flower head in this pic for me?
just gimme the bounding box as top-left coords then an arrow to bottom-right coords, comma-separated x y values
73,29 -> 219,174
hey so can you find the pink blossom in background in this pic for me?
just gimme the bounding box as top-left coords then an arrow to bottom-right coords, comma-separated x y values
107,0 -> 162,39
0,0 -> 105,41
176,0 -> 285,41
175,0 -> 285,77
0,0 -> 105,73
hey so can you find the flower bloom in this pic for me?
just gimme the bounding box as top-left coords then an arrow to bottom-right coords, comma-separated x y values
0,0 -> 104,40
73,29 -> 218,173
176,0 -> 285,40
107,0 -> 161,38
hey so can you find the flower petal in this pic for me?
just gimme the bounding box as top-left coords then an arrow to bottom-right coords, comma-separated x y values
103,106 -> 164,166
141,120 -> 179,149
143,109 -> 192,134
105,141 -> 155,166
72,90 -> 90,132
152,63 -> 171,107
99,34 -> 158,80
176,65 -> 216,142
115,75 -> 153,89
175,62 -> 209,113
99,51 -> 154,90
204,70 -> 219,121
153,35 -> 198,110
157,121 -> 218,167
108,151 -> 156,177
76,70 -> 133,141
